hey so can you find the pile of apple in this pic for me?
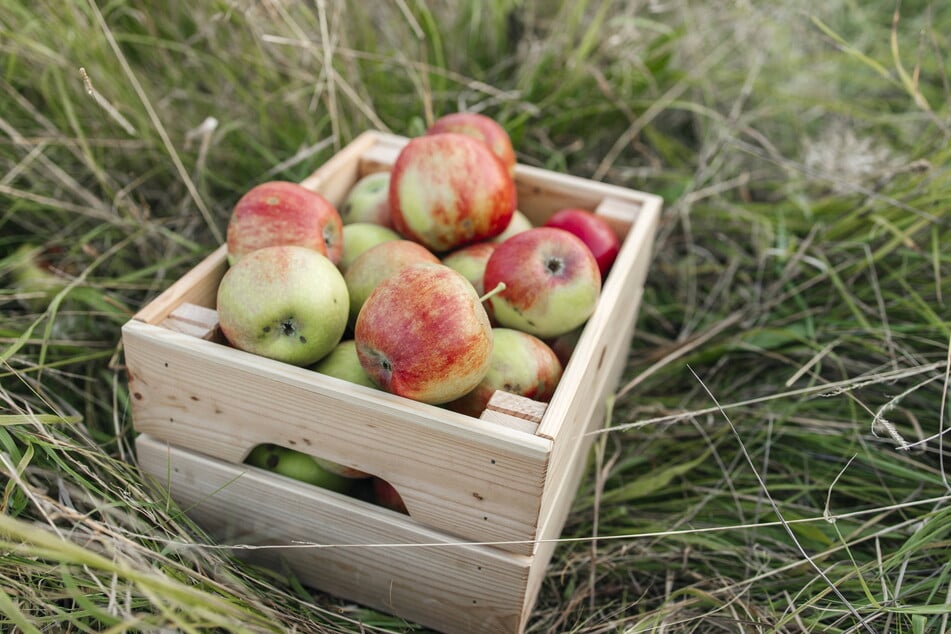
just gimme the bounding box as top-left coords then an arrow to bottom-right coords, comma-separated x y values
216,113 -> 621,512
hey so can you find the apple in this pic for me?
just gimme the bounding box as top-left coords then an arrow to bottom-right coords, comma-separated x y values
217,245 -> 349,366
491,209 -> 533,243
344,239 -> 440,326
372,477 -> 408,514
483,227 -> 601,338
445,328 -> 563,418
543,208 -> 620,279
355,263 -> 493,404
7,244 -> 66,311
337,222 -> 401,273
340,171 -> 392,227
311,339 -> 378,390
226,180 -> 344,264
389,133 -> 516,253
426,112 -> 517,175
440,241 -> 496,296
547,325 -> 584,368
245,444 -> 353,493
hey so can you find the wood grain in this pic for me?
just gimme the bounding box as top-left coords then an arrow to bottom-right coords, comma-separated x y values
136,434 -> 535,634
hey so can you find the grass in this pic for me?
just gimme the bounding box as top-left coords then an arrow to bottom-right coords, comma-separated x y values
1,0 -> 949,632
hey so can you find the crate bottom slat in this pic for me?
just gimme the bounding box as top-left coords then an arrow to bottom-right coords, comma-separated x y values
135,433 -> 545,634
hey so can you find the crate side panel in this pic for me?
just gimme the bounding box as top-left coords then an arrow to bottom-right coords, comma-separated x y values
123,320 -> 549,555
136,435 -> 531,634
532,196 -> 659,552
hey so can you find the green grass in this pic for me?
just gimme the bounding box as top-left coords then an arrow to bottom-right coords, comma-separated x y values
2,0 -> 949,632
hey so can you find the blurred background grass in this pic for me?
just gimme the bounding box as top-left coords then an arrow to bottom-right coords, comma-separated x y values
1,1 -> 949,632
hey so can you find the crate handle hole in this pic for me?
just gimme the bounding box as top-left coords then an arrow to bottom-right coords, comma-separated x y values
243,443 -> 409,515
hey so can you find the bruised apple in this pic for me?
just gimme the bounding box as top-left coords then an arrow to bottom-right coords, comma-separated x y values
389,133 -> 515,253
217,246 -> 349,366
226,180 -> 344,264
426,112 -> 517,175
484,227 -> 601,338
445,328 -> 563,418
355,263 -> 493,404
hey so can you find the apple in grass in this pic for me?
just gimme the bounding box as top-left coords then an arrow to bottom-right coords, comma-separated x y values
484,227 -> 601,339
226,180 -> 344,264
543,208 -> 620,279
245,444 -> 353,494
340,171 -> 392,227
355,263 -> 493,404
344,239 -> 440,326
337,222 -> 401,273
217,245 -> 349,366
389,133 -> 516,253
445,328 -> 563,418
426,112 -> 517,175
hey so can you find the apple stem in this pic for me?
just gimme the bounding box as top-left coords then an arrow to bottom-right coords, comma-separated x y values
479,282 -> 506,304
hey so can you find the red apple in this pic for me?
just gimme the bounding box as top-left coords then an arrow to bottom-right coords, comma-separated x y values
543,208 -> 620,279
355,263 -> 493,404
389,133 -> 515,253
227,181 -> 344,264
426,112 -> 517,175
445,328 -> 563,418
372,477 -> 408,514
484,227 -> 601,338
344,239 -> 440,326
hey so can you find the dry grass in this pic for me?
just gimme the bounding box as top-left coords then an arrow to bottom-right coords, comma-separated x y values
1,1 -> 949,632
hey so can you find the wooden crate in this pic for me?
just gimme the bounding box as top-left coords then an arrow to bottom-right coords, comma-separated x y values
125,131 -> 661,633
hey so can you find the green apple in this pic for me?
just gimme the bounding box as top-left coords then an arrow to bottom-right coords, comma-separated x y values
217,245 -> 349,366
338,222 -> 401,273
245,444 -> 353,493
441,241 -> 496,296
491,210 -> 533,243
311,339 -> 378,389
340,171 -> 392,226
483,227 -> 601,338
445,328 -> 563,417
344,239 -> 439,326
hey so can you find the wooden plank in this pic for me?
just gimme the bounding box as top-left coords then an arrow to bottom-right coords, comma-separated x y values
135,434 -> 536,634
159,302 -> 220,341
533,195 -> 660,538
133,244 -> 228,326
479,391 -> 546,436
123,319 -> 551,556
